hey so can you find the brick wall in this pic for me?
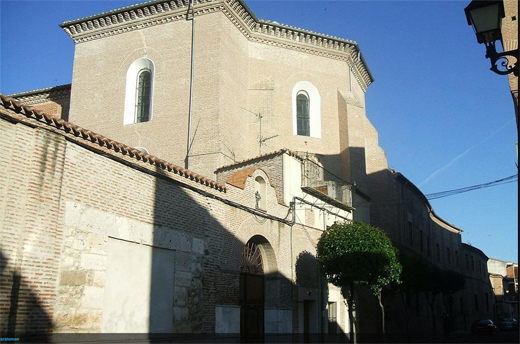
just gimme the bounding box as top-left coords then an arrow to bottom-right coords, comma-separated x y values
1,97 -> 345,335
0,120 -> 67,336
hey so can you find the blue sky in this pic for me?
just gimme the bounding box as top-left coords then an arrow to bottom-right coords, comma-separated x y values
0,0 -> 517,263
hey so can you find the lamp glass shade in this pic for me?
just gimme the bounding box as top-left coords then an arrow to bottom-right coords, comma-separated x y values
465,1 -> 504,44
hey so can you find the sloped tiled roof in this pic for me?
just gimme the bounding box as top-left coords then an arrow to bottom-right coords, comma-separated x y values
8,84 -> 71,99
226,167 -> 257,189
215,148 -> 304,173
0,93 -> 226,192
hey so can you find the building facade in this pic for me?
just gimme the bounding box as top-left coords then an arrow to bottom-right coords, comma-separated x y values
0,0 -> 512,339
488,258 -> 519,323
0,94 -> 356,337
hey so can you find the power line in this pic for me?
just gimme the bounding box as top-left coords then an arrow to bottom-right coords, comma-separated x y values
425,173 -> 518,200
353,173 -> 518,209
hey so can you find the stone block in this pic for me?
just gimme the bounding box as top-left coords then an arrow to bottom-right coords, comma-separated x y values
192,237 -> 204,255
176,251 -> 191,272
174,306 -> 189,322
86,233 -> 107,254
60,270 -> 86,286
80,253 -> 106,270
175,271 -> 192,287
174,287 -> 188,306
81,286 -> 104,309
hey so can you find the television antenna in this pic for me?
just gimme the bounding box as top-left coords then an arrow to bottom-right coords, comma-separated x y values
241,107 -> 278,155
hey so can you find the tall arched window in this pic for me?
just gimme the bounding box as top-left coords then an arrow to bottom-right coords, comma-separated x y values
124,58 -> 155,125
296,91 -> 310,136
292,81 -> 321,138
135,69 -> 151,123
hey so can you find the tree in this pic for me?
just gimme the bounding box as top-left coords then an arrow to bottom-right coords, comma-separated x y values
317,222 -> 402,342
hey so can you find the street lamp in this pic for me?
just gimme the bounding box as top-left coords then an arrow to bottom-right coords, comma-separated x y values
464,0 -> 518,76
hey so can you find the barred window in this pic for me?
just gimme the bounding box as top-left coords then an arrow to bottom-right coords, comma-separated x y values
136,69 -> 152,123
292,81 -> 321,138
296,92 -> 310,136
124,58 -> 154,125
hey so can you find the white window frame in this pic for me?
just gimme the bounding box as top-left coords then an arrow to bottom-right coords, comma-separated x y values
124,58 -> 155,125
292,81 -> 321,138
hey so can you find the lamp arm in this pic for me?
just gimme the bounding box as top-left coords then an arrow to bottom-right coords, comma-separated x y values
485,42 -> 519,76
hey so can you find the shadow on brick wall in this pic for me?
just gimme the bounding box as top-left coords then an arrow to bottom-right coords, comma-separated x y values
0,250 -> 52,339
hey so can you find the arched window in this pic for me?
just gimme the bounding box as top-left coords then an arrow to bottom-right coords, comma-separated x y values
296,91 -> 310,136
292,81 -> 321,138
135,69 -> 151,123
124,58 -> 155,125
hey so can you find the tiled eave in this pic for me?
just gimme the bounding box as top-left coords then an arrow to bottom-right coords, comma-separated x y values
0,93 -> 226,192
9,84 -> 71,106
215,148 -> 303,174
60,0 -> 373,90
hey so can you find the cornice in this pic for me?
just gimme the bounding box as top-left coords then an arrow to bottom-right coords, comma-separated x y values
60,0 -> 373,90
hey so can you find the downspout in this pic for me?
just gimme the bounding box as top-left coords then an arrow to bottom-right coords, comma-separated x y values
185,0 -> 195,170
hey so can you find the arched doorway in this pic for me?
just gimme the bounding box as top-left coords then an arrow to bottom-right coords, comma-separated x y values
240,240 -> 264,336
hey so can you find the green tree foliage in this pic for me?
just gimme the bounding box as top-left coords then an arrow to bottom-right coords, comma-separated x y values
317,222 -> 402,338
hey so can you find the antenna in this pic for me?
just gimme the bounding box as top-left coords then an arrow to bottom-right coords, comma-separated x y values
259,134 -> 279,155
241,107 -> 278,155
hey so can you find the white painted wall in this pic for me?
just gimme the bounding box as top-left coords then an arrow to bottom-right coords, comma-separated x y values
102,238 -> 175,333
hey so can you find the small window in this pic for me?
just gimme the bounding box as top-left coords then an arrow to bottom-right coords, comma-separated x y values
296,91 -> 310,136
136,69 -> 151,123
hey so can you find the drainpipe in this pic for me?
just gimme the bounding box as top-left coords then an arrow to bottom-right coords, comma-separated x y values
185,0 -> 195,170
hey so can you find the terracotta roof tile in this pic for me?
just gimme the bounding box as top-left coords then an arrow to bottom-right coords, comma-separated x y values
0,93 -> 226,192
226,167 -> 258,189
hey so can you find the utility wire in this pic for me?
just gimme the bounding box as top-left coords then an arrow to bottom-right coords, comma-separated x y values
299,155 -> 517,207
425,173 -> 518,200
352,173 -> 518,209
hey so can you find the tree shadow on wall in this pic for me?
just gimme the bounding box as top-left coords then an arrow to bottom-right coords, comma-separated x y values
0,250 -> 52,340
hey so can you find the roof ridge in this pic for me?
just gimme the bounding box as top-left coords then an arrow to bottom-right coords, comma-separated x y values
214,148 -> 303,173
8,84 -> 72,98
0,93 -> 226,192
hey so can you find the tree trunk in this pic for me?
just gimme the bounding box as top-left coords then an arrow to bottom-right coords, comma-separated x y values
342,283 -> 357,344
378,290 -> 385,334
